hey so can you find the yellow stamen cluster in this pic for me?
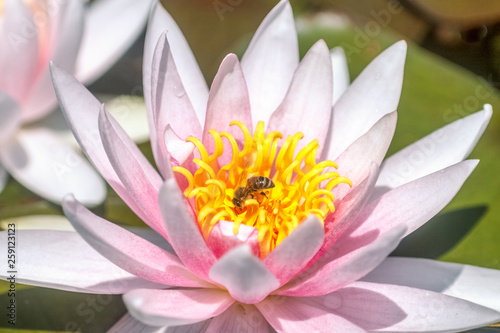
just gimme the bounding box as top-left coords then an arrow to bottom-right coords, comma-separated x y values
174,121 -> 352,258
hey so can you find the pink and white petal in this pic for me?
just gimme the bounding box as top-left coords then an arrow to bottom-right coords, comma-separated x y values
63,195 -> 206,288
331,281 -> 500,332
151,32 -> 202,140
51,64 -> 151,220
0,92 -> 21,144
255,295 -> 367,333
278,225 -> 405,297
164,125 -> 196,167
302,163 -> 379,273
345,160 -> 478,239
373,106 -> 493,199
267,40 -> 333,155
159,179 -> 217,282
263,215 -> 324,286
75,0 -> 152,84
98,106 -> 166,237
0,0 -> 39,105
332,111 -> 397,202
108,313 -> 211,333
207,220 -> 260,258
362,257 -> 500,313
0,127 -> 106,206
150,32 -> 201,176
123,288 -> 234,327
144,2 -> 208,124
209,245 -> 280,304
203,54 -> 252,156
323,41 -> 406,161
206,303 -> 271,333
240,0 -> 299,128
331,46 -> 350,105
0,230 -> 164,293
22,0 -> 85,122
0,214 -> 75,231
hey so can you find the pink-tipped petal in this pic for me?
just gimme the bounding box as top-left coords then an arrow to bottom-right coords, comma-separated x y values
331,281 -> 500,332
150,32 -> 202,176
267,40 -> 333,155
263,215 -> 324,286
164,125 -> 196,167
203,54 -> 252,157
123,288 -> 234,327
323,41 -> 406,161
22,0 -> 84,121
0,230 -> 163,293
159,179 -> 217,282
373,106 -> 493,199
209,245 -> 280,304
305,163 -> 379,271
75,0 -> 152,84
144,2 -> 208,124
362,257 -> 500,313
98,106 -> 166,237
206,303 -> 271,333
62,195 -> 206,288
241,0 -> 299,128
346,160 -> 478,239
277,225 -> 405,297
255,295 -> 367,333
207,220 -> 260,258
0,128 -> 106,206
332,111 -> 397,201
331,47 -> 350,105
50,64 -> 154,220
0,92 -> 21,144
0,0 -> 39,106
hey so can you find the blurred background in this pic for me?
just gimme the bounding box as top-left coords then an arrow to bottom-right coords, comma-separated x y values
1,0 -> 500,331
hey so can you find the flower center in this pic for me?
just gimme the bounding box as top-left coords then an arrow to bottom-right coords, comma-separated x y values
173,121 -> 352,258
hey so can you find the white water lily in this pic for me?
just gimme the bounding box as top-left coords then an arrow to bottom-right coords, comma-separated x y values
0,0 -> 151,206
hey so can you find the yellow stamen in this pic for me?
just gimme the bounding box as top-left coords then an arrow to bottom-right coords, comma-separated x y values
173,121 -> 352,258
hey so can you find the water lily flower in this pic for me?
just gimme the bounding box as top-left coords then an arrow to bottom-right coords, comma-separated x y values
2,0 -> 500,331
0,0 -> 151,206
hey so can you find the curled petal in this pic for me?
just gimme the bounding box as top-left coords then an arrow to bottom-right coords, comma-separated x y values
209,245 -> 280,304
123,288 -> 234,327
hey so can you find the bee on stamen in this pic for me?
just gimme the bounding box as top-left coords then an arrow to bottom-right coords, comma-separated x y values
232,176 -> 275,214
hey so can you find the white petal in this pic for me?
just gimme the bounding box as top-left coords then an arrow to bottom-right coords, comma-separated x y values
0,128 -> 106,206
331,47 -> 350,105
144,2 -> 208,125
373,106 -> 493,199
362,257 -> 500,313
334,281 -> 500,332
0,230 -> 163,293
241,0 -> 299,128
323,41 -> 406,161
75,0 -> 152,84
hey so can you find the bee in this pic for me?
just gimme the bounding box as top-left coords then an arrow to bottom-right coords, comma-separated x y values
232,176 -> 275,211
